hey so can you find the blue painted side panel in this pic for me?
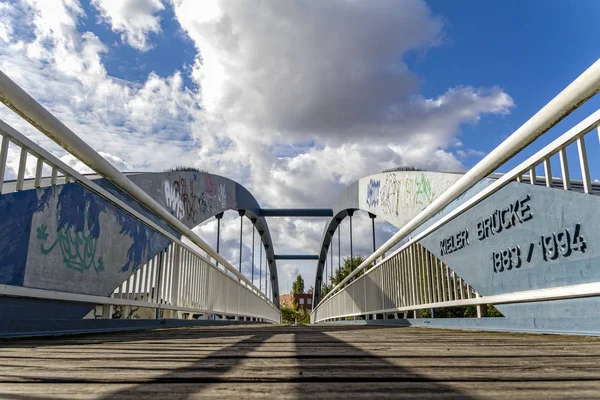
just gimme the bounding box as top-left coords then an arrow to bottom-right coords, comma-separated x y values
0,297 -> 93,320
0,187 -> 53,286
419,182 -> 600,319
1,182 -> 172,297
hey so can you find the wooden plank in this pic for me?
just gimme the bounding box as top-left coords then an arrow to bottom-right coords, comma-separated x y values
1,324 -> 600,398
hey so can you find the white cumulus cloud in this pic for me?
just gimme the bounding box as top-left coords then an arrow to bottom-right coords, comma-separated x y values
0,0 -> 515,294
91,0 -> 165,51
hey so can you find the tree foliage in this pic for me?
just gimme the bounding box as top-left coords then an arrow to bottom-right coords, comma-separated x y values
292,274 -> 305,294
420,304 -> 503,318
320,255 -> 364,299
280,299 -> 310,324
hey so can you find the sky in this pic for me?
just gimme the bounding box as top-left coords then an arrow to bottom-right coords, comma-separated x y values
1,0 -> 600,296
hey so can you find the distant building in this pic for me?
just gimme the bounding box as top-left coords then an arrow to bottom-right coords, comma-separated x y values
280,293 -> 313,311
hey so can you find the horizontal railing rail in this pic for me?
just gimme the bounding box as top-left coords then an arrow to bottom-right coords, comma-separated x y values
0,72 -> 279,323
313,58 -> 600,323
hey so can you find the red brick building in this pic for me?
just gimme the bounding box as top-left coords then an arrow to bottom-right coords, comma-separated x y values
279,293 -> 313,311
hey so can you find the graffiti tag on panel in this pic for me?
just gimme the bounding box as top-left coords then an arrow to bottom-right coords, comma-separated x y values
164,174 -> 235,223
366,179 -> 380,208
379,173 -> 436,216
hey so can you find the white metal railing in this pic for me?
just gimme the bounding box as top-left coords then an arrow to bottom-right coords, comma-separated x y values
109,242 -> 279,321
0,71 -> 279,323
314,243 -> 478,322
312,58 -> 600,323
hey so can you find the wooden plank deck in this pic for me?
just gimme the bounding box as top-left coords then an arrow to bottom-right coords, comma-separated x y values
1,324 -> 600,399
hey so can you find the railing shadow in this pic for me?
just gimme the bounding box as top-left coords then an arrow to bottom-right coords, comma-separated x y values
0,324 -> 472,398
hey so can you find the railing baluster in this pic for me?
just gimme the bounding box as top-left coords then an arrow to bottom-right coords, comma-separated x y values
435,256 -> 442,303
146,257 -> 155,303
50,167 -> 58,185
34,158 -> 43,188
543,157 -> 553,188
410,247 -> 417,306
0,134 -> 9,193
16,147 -> 27,191
577,136 -> 592,194
452,270 -> 458,300
131,268 -> 139,301
559,147 -> 571,190
529,166 -> 537,185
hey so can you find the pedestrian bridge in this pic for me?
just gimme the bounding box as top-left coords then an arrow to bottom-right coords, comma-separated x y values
2,59 -> 600,395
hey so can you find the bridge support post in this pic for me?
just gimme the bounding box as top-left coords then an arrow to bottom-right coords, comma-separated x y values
348,210 -> 354,262
251,218 -> 256,285
369,212 -> 376,252
338,225 -> 341,272
215,213 -> 223,267
238,210 -> 245,276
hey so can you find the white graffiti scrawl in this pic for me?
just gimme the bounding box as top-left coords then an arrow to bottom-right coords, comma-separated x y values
217,184 -> 227,208
164,181 -> 185,220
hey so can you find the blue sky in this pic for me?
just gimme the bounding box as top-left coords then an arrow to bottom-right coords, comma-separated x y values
412,0 -> 600,171
1,0 -> 600,294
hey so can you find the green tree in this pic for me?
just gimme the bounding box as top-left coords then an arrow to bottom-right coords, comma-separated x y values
280,304 -> 296,323
280,298 -> 310,324
307,286 -> 314,294
321,255 -> 365,298
292,274 -> 305,294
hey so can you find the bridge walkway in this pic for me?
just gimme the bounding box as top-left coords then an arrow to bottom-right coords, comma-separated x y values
1,325 -> 600,398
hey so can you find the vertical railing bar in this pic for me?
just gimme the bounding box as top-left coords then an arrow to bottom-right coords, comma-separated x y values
184,250 -> 191,307
420,246 -> 426,304
165,246 -> 173,306
529,166 -> 537,186
416,246 -> 423,305
423,249 -> 430,304
577,135 -> 592,194
428,253 -> 435,304
159,247 -> 168,305
139,261 -> 147,301
559,147 -> 572,190
403,252 -> 408,307
543,157 -> 553,188
131,267 -> 139,301
452,270 -> 458,300
445,264 -> 452,301
0,135 -> 9,194
435,257 -> 442,303
34,158 -> 43,188
146,257 -> 154,303
166,247 -> 174,304
193,255 -> 199,308
50,167 -> 58,186
16,147 -> 27,191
